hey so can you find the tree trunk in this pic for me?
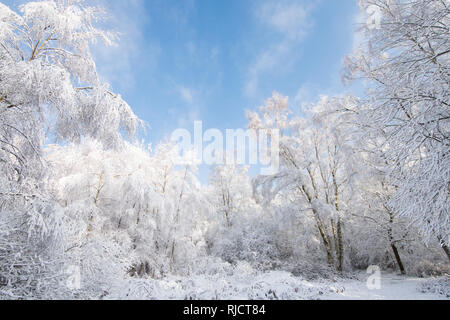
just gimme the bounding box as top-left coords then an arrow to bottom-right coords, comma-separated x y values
169,241 -> 175,273
438,236 -> 450,261
386,209 -> 405,274
441,244 -> 450,262
336,218 -> 344,272
169,168 -> 187,274
391,243 -> 406,275
316,221 -> 334,266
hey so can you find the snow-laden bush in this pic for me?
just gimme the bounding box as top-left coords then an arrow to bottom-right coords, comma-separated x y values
347,214 -> 449,277
413,261 -> 450,278
109,263 -> 334,300
47,139 -> 209,281
0,182 -> 68,299
419,278 -> 450,298
206,214 -> 282,271
64,237 -> 132,300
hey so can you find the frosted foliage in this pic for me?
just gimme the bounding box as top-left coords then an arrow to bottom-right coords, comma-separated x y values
47,139 -> 208,282
248,93 -> 361,271
0,187 -> 68,299
0,1 -> 142,299
0,0 -> 141,173
243,91 -> 449,276
344,0 -> 449,244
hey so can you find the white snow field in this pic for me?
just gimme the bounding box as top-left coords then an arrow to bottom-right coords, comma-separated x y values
107,269 -> 449,300
327,274 -> 449,300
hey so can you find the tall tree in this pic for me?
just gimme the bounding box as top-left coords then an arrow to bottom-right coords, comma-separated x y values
0,0 -> 141,298
344,0 -> 449,254
249,93 -> 360,272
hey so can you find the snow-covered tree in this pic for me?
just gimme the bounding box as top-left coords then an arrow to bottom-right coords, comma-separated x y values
47,139 -> 209,284
0,0 -> 141,175
205,164 -> 281,270
344,0 -> 449,254
207,164 -> 256,228
0,0 -> 141,298
248,93 -> 360,272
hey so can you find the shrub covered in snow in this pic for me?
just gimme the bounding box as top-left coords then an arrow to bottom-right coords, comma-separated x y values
419,278 -> 450,298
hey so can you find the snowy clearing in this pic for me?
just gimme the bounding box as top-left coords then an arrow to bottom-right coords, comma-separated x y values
106,272 -> 449,300
327,274 -> 449,300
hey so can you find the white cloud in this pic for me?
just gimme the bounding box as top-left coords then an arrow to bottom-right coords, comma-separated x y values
294,83 -> 313,103
172,83 -> 203,128
293,83 -> 325,109
245,41 -> 290,96
92,0 -> 159,91
245,0 -> 317,97
257,1 -> 312,40
210,46 -> 220,62
186,41 -> 197,57
178,86 -> 194,104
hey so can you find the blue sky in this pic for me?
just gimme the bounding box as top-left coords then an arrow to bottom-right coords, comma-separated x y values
4,0 -> 362,180
95,0 -> 361,142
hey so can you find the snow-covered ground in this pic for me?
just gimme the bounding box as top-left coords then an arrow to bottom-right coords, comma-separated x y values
327,274 -> 449,300
107,268 -> 449,300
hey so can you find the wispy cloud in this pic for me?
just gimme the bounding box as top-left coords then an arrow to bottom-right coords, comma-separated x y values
245,0 -> 318,97
92,0 -> 159,91
295,83 -> 314,104
168,82 -> 202,128
245,41 -> 291,97
178,86 -> 194,105
257,1 -> 312,40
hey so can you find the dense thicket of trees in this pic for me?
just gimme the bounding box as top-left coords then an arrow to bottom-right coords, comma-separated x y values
0,0 -> 141,298
345,0 -> 449,256
0,0 -> 448,299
